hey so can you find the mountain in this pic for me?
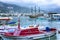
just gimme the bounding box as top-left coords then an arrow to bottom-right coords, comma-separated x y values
1,2 -> 60,14
51,8 -> 60,13
46,7 -> 60,14
0,2 -> 30,13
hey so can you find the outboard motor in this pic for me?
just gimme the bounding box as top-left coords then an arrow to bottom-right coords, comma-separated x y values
46,27 -> 50,32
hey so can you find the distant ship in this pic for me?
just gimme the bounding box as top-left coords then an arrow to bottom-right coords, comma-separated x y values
29,14 -> 43,18
29,14 -> 39,18
29,6 -> 44,18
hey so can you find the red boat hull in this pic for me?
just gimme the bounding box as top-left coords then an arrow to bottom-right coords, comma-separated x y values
4,27 -> 56,37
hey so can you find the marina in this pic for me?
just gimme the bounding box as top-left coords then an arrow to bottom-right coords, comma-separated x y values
0,0 -> 60,40
0,14 -> 60,40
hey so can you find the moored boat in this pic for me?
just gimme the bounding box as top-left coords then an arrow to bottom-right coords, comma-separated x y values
0,16 -> 56,40
2,26 -> 56,40
1,18 -> 56,40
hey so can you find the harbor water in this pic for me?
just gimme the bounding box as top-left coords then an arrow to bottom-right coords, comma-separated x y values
19,16 -> 60,40
1,16 -> 60,40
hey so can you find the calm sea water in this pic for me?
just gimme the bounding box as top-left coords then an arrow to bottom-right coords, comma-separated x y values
11,16 -> 60,40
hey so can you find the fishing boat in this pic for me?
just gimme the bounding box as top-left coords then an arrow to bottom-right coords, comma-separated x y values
1,17 -> 56,40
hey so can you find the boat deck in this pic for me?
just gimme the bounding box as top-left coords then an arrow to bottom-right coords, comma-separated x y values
4,28 -> 56,36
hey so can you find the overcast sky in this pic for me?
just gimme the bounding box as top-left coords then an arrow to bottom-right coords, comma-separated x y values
0,0 -> 60,9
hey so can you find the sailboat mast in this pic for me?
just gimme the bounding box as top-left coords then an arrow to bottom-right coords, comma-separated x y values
38,7 -> 40,13
31,7 -> 33,13
35,6 -> 36,13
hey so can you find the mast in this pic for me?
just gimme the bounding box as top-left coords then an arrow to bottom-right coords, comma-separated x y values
35,6 -> 36,13
31,7 -> 33,13
38,7 -> 40,13
13,15 -> 21,36
18,15 -> 20,30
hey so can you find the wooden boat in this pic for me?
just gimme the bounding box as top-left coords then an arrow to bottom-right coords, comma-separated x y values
1,18 -> 56,40
29,15 -> 38,18
29,14 -> 43,18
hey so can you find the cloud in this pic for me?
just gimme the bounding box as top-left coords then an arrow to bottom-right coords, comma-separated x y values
0,0 -> 16,2
0,0 -> 60,7
51,0 -> 60,6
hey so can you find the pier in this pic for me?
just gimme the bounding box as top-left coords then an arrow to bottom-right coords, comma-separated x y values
0,13 -> 48,18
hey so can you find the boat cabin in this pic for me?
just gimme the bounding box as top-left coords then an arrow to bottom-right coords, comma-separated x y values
52,14 -> 60,20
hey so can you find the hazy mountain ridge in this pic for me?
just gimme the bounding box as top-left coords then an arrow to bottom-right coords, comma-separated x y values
0,2 -> 60,13
0,2 -> 30,13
